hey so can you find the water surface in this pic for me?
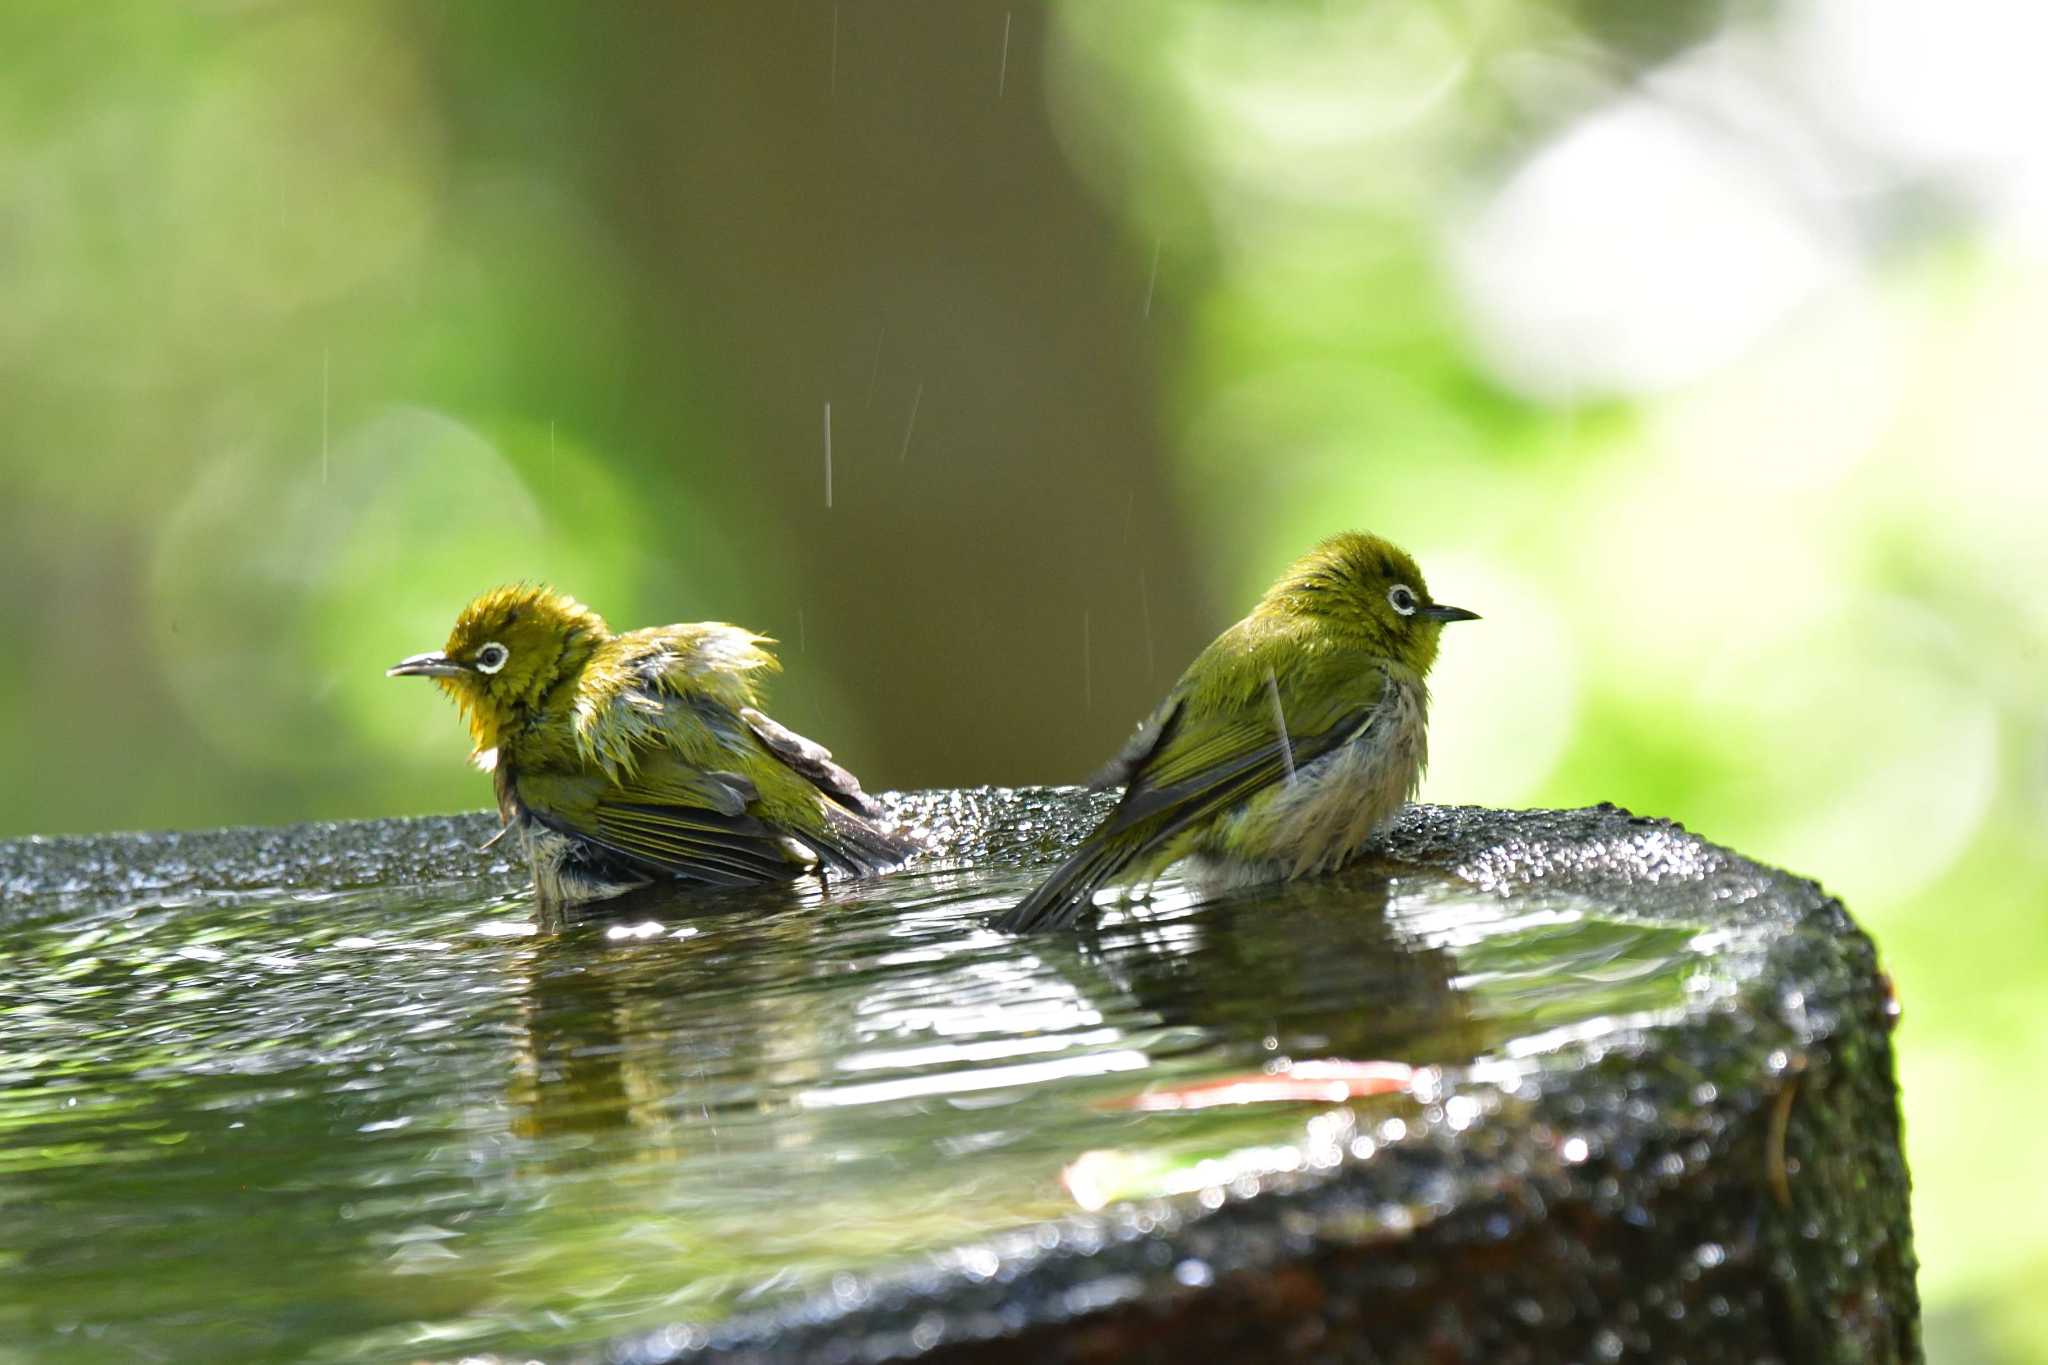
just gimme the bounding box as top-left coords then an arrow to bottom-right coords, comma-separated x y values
0,847 -> 1717,1361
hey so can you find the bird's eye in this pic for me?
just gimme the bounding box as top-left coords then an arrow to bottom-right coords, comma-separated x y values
1387,585 -> 1418,617
474,642 -> 510,674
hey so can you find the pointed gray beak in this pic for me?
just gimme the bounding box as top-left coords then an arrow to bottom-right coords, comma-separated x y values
1420,603 -> 1480,623
387,651 -> 467,678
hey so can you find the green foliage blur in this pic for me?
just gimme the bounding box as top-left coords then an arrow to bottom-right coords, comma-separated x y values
3,2 -> 2043,1358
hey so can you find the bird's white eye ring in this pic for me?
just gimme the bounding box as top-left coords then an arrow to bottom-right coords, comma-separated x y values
474,642 -> 510,674
1387,584 -> 1418,617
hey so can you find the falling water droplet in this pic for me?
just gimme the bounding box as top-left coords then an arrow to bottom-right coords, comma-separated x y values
899,384 -> 922,463
1266,669 -> 1297,785
1139,570 -> 1154,681
1083,609 -> 1093,710
865,324 -> 885,407
321,348 -> 331,485
998,12 -> 1013,97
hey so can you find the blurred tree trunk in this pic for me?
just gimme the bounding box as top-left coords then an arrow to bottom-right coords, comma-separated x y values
422,2 -> 1208,789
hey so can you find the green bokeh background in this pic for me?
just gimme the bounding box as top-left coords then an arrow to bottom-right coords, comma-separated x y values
4,2 -> 2042,1358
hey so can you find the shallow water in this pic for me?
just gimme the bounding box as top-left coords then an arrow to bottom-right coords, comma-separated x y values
0,843 -> 1719,1361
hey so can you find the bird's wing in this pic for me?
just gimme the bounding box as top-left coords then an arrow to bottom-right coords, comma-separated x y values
544,630 -> 909,884
541,625 -> 807,885
1104,676 -> 1382,837
735,706 -> 916,874
517,754 -> 808,887
584,628 -> 884,816
571,625 -> 777,781
740,706 -> 884,818
1088,697 -> 1180,790
997,671 -> 1389,932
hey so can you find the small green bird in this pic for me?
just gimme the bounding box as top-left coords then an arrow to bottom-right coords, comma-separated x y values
998,532 -> 1477,933
389,585 -> 914,908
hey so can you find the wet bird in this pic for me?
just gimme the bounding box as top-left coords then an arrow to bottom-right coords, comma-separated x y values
390,586 -> 914,909
999,532 -> 1477,933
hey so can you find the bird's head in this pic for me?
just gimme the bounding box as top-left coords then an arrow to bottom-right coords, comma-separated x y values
389,584 -> 611,760
1263,531 -> 1478,676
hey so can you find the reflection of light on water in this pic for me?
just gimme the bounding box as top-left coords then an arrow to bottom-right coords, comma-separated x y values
472,919 -> 536,939
837,1029 -> 1126,1074
1384,885 -> 1584,952
797,1050 -> 1152,1111
1496,1015 -> 1665,1062
1085,877 -> 1207,933
803,887 -> 1155,1109
1064,1137 -> 1313,1213
603,920 -> 699,942
1067,1103 -> 1370,1214
1385,884 -> 1719,1067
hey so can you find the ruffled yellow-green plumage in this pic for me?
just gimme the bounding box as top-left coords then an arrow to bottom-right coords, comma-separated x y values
998,532 -> 1477,932
391,584 -> 913,907
432,584 -> 612,765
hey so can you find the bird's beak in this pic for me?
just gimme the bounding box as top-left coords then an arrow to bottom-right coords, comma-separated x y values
1420,603 -> 1481,623
387,651 -> 467,679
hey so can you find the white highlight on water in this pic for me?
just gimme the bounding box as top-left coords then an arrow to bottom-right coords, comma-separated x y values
797,1049 -> 1150,1109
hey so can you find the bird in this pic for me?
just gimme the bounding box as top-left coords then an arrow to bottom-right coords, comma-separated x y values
389,584 -> 915,910
997,532 -> 1477,932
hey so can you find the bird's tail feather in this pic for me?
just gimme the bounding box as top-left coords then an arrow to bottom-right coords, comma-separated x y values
807,805 -> 920,878
996,836 -> 1146,933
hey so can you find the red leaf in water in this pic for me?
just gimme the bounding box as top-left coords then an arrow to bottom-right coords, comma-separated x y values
1104,1059 -> 1417,1111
